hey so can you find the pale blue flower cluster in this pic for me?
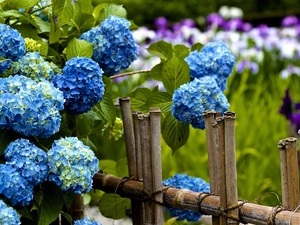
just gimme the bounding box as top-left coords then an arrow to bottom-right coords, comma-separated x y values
171,76 -> 230,129
74,218 -> 102,225
48,137 -> 99,194
185,40 -> 235,91
0,164 -> 34,206
0,75 -> 64,137
52,57 -> 105,114
15,52 -> 61,81
4,138 -> 48,186
163,173 -> 210,222
0,199 -> 21,225
0,24 -> 25,74
80,16 -> 138,76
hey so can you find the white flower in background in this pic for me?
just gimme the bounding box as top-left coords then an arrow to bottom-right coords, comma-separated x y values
219,6 -> 243,19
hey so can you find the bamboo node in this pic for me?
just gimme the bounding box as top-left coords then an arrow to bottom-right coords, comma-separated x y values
150,186 -> 171,205
267,205 -> 285,225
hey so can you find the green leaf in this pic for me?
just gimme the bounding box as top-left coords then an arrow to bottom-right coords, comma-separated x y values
79,137 -> 97,152
99,159 -> 117,175
191,42 -> 203,52
162,55 -> 190,94
162,112 -> 189,153
147,92 -> 172,113
93,3 -> 108,25
150,63 -> 163,81
52,0 -> 74,28
116,158 -> 129,178
129,88 -> 152,113
73,0 -> 93,14
49,17 -> 62,44
99,193 -> 131,220
6,0 -> 39,9
60,212 -> 72,225
173,44 -> 190,59
62,192 -> 77,209
76,114 -> 94,137
66,38 -> 93,60
84,110 -> 102,121
93,92 -> 116,124
164,217 -> 178,225
71,13 -> 95,33
35,17 -> 50,33
38,182 -> 64,225
148,40 -> 173,60
99,4 -> 127,23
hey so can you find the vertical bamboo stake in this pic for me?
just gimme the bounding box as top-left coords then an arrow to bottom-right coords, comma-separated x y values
69,194 -> 84,221
215,117 -> 227,225
203,110 -> 220,225
286,137 -> 299,210
149,108 -> 164,225
224,112 -> 239,225
119,98 -> 140,224
139,114 -> 155,225
278,139 -> 289,209
132,112 -> 144,224
119,97 -> 136,177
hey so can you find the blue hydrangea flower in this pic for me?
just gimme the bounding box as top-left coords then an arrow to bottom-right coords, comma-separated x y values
0,75 -> 64,137
163,173 -> 210,222
80,16 -> 138,76
52,57 -> 105,114
0,24 -> 26,62
0,199 -> 21,225
14,52 -> 61,81
0,59 -> 13,74
74,218 -> 102,225
171,77 -> 230,129
185,41 -> 235,91
4,138 -> 49,186
0,164 -> 34,206
48,137 -> 99,194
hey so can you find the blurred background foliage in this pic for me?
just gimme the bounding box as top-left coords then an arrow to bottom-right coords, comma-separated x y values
92,0 -> 300,26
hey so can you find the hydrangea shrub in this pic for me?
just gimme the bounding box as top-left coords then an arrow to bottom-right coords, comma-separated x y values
74,218 -> 102,225
0,199 -> 21,225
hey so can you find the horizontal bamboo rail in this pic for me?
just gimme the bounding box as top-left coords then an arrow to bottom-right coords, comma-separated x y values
93,173 -> 300,225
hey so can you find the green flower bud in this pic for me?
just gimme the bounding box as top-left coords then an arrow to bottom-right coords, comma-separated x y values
102,117 -> 123,141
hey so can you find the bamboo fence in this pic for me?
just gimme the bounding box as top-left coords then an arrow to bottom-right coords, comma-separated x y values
92,97 -> 300,225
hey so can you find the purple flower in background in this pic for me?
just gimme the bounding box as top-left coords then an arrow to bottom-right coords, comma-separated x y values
155,17 -> 168,30
206,13 -> 225,28
279,89 -> 300,133
257,24 -> 269,38
180,18 -> 196,28
242,22 -> 253,32
281,15 -> 299,27
236,60 -> 259,74
224,18 -> 244,31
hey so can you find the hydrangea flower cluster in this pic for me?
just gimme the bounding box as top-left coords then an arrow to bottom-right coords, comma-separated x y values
0,75 -> 64,137
14,52 -> 61,81
48,137 -> 99,194
184,41 -> 235,91
0,199 -> 21,225
171,76 -> 230,129
0,24 -> 26,74
24,38 -> 41,52
163,173 -> 210,222
102,117 -> 124,141
74,218 -> 102,225
52,57 -> 105,114
80,16 -> 138,76
4,138 -> 48,186
0,164 -> 34,206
